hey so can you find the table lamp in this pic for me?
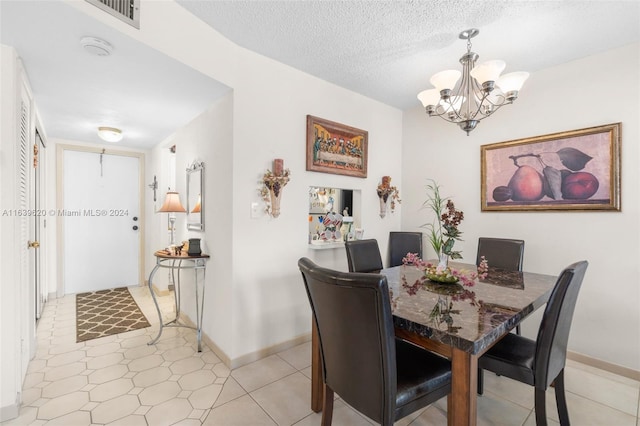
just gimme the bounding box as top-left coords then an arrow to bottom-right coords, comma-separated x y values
158,191 -> 186,245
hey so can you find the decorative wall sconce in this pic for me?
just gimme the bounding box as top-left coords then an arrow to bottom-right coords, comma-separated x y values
260,158 -> 290,218
376,175 -> 401,218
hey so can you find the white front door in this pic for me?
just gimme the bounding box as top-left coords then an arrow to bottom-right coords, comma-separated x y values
62,149 -> 142,294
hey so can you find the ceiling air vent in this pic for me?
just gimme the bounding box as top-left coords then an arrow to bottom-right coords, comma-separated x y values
85,0 -> 140,29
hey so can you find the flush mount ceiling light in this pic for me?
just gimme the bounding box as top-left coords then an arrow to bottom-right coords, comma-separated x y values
97,126 -> 123,142
417,29 -> 529,135
80,36 -> 113,56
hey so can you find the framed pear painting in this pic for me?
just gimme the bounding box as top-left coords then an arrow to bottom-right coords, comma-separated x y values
481,123 -> 621,211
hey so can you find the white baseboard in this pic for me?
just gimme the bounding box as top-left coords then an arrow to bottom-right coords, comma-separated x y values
1,397 -> 20,422
175,313 -> 310,370
148,281 -> 171,297
567,350 -> 640,381
229,333 -> 312,370
175,314 -> 231,367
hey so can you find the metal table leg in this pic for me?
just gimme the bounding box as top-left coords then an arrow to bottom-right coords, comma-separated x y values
147,263 -> 164,346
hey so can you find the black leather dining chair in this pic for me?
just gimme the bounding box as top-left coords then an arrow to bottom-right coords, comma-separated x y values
298,257 -> 452,426
478,261 -> 588,426
388,231 -> 423,267
476,237 -> 525,272
477,237 -> 525,334
345,239 -> 384,273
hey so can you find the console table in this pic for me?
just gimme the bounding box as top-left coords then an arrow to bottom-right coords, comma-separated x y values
147,250 -> 210,352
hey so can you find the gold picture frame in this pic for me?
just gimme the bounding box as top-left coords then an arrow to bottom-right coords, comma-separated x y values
306,115 -> 368,178
481,123 -> 621,211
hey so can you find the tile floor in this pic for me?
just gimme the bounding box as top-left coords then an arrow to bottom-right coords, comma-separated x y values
4,286 -> 640,426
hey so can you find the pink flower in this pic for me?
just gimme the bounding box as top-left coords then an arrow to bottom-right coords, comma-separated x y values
477,256 -> 489,280
402,252 -> 423,266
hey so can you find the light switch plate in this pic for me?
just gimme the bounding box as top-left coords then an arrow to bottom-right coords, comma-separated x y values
250,202 -> 260,219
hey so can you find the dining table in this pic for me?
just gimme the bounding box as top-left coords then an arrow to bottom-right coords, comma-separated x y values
309,261 -> 558,426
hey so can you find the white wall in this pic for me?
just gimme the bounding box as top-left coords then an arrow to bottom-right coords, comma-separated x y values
402,43 -> 640,372
229,50 -> 403,362
0,43 -> 22,421
145,135 -> 178,292
146,94 -> 236,360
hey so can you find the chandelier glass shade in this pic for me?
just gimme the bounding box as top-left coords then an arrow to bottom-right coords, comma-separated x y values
417,29 -> 529,135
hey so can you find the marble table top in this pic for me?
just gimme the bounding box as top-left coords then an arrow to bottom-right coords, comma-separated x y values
383,262 -> 558,355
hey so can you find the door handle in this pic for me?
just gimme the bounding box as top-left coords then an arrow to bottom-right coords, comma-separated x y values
28,240 -> 40,249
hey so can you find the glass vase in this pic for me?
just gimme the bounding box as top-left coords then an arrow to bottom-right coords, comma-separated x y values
379,197 -> 388,218
437,252 -> 449,269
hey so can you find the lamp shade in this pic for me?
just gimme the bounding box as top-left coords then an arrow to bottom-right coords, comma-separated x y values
158,191 -> 186,213
470,60 -> 506,84
191,194 -> 201,213
429,70 -> 461,92
417,89 -> 441,107
496,72 -> 530,92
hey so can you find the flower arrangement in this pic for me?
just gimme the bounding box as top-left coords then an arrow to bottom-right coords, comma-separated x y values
377,175 -> 401,216
422,180 -> 464,263
401,252 -> 487,287
259,168 -> 290,217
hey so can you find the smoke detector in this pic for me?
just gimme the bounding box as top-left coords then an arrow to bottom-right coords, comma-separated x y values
80,36 -> 113,56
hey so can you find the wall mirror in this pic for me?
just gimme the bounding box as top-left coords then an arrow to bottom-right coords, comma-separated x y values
308,186 -> 361,247
186,161 -> 204,231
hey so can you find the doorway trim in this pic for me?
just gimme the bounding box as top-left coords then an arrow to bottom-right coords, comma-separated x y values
55,144 -> 145,296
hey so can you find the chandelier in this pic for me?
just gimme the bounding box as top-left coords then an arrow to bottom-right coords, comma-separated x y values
417,29 -> 529,135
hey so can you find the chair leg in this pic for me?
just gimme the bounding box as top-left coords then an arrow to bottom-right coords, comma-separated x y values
554,369 -> 570,426
321,383 -> 334,426
477,368 -> 484,395
534,388 -> 548,426
516,324 -> 521,335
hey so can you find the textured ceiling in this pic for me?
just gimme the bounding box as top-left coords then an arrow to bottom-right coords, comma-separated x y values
1,1 -> 638,149
177,0 -> 640,109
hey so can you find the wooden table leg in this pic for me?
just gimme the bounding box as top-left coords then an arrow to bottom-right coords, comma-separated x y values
448,347 -> 478,426
311,317 -> 322,412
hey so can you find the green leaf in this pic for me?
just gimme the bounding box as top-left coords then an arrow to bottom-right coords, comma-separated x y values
449,251 -> 463,260
443,238 -> 455,253
543,166 -> 563,199
556,147 -> 593,171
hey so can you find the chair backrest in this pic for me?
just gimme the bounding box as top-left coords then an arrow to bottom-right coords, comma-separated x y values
534,261 -> 588,389
298,257 -> 397,424
388,232 -> 423,267
476,237 -> 525,271
345,239 -> 384,273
